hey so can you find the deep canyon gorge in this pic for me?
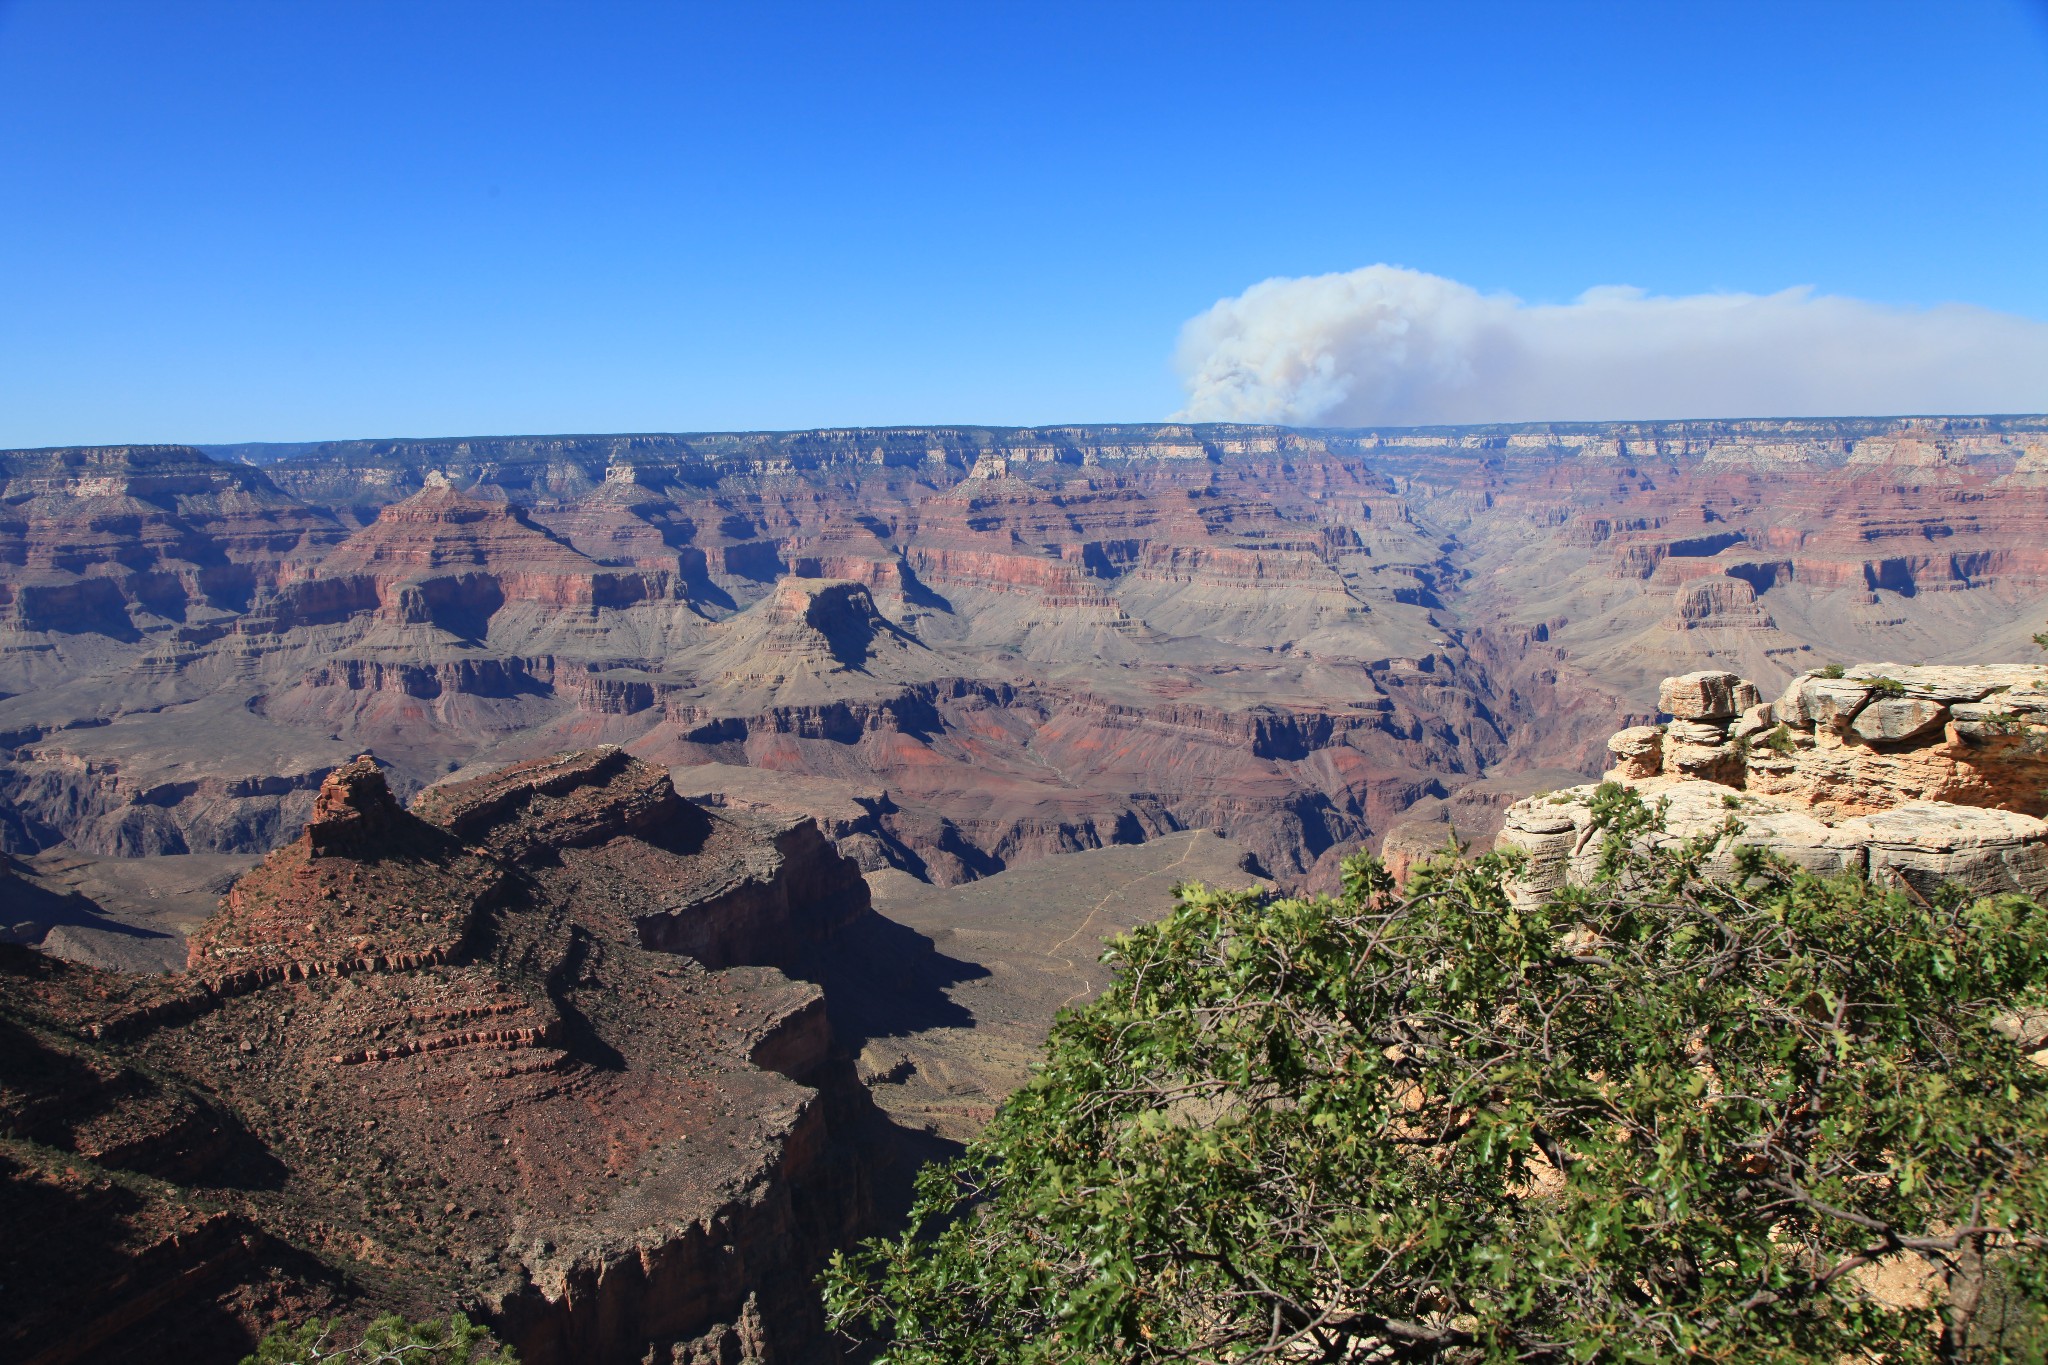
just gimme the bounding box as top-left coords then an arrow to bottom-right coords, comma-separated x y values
7,416 -> 2048,907
5,415 -> 2048,1361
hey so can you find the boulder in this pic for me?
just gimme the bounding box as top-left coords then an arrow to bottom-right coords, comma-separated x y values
1802,679 -> 1877,732
1851,697 -> 1949,745
1665,719 -> 1729,745
1730,701 -> 1775,743
1667,741 -> 1743,784
1496,798 -> 1592,901
1605,725 -> 1663,780
1773,672 -> 1817,726
1949,701 -> 2043,746
1659,671 -> 1759,721
1834,804 -> 2048,900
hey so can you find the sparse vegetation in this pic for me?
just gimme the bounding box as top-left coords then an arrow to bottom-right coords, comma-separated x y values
1816,663 -> 1847,679
1762,722 -> 1799,755
1869,674 -> 1910,698
827,786 -> 2048,1364
1972,1255 -> 2048,1363
243,1313 -> 515,1365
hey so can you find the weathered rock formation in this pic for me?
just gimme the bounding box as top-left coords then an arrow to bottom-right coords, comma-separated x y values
1,749 -> 887,1364
4,417 -> 2047,900
1498,664 -> 2048,904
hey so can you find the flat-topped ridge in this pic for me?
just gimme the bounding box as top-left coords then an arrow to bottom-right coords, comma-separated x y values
411,744 -> 699,864
186,755 -> 498,981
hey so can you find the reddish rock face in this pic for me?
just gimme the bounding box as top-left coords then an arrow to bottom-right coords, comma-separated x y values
305,755 -> 402,856
2,748 -> 885,1365
0,444 -> 344,633
2,418 -> 2045,894
310,483 -> 662,622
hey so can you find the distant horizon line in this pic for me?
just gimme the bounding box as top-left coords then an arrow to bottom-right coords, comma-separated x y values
7,411 -> 2048,457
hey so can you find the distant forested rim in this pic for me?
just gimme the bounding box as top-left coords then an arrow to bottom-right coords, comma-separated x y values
184,413 -> 2048,483
826,787 -> 2048,1363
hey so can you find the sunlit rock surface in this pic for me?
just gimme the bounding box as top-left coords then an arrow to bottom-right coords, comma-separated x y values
1499,663 -> 2048,904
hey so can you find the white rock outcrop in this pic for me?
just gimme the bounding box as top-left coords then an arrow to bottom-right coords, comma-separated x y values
1499,663 -> 2048,905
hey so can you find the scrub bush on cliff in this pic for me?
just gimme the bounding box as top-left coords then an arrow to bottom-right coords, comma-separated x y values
243,1312 -> 514,1365
824,786 -> 2048,1363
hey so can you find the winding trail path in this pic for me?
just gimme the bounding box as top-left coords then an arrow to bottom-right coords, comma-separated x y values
1049,830 -> 1209,1009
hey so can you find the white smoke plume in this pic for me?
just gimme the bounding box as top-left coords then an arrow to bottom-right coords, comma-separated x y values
1173,265 -> 2048,426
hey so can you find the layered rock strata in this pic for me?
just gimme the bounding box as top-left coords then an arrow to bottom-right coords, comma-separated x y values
1,749 -> 885,1364
5,417 -> 2047,898
1498,664 -> 2048,904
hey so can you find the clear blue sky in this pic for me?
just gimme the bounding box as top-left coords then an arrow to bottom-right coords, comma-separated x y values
2,0 -> 2045,446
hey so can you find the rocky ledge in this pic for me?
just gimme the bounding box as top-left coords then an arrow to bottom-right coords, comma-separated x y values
1499,663 -> 2048,904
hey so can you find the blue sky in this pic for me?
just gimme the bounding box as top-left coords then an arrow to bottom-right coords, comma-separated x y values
2,0 -> 2045,445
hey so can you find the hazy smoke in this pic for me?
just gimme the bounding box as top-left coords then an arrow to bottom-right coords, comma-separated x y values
1173,265 -> 2048,425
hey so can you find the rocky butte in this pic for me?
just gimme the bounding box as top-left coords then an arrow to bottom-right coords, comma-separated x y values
0,748 -> 889,1364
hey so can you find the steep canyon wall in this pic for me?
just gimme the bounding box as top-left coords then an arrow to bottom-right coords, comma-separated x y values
2,416 -> 2045,905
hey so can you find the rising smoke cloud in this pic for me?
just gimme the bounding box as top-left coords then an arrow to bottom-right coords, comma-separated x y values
1173,265 -> 2048,426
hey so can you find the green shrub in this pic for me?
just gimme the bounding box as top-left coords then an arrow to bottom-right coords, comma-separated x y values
827,787 -> 2048,1363
243,1313 -> 514,1365
1869,675 -> 1909,698
1816,663 -> 1846,679
1973,1254 -> 2048,1363
1762,722 -> 1798,755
